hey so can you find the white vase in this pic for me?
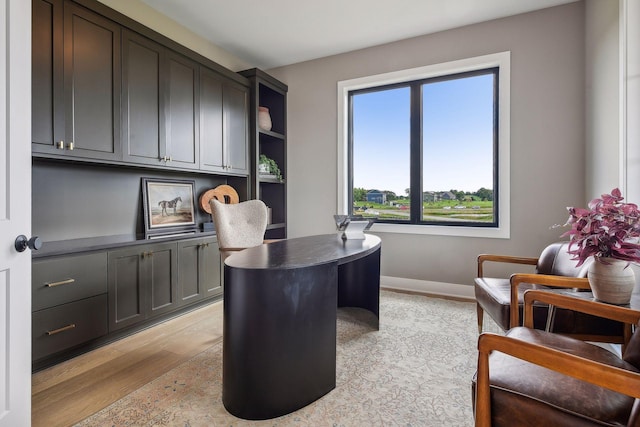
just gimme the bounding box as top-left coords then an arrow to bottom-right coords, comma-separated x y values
258,106 -> 272,131
587,257 -> 636,305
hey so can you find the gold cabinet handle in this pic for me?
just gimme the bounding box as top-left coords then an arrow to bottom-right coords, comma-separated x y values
57,140 -> 64,149
46,324 -> 76,336
68,141 -> 74,150
45,278 -> 75,288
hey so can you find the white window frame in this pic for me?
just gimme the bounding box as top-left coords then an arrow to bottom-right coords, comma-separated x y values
337,51 -> 511,238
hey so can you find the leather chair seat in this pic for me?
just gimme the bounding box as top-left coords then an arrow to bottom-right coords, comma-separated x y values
473,327 -> 639,426
475,277 -> 624,335
475,277 -> 549,330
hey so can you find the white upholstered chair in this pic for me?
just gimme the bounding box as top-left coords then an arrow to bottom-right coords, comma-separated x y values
209,198 -> 268,260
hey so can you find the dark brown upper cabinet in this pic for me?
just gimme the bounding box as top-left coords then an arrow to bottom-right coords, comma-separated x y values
121,30 -> 162,167
122,30 -> 199,170
199,67 -> 249,175
165,51 -> 199,169
32,0 -> 121,160
32,0 -> 250,176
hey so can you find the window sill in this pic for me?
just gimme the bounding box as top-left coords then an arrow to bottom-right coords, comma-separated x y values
368,222 -> 509,239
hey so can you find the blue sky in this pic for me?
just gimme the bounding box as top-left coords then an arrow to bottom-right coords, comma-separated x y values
352,73 -> 494,196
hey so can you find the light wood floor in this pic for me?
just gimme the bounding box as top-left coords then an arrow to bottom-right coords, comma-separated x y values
31,300 -> 224,427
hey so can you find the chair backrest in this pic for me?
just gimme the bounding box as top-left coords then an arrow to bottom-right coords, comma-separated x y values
535,242 -> 592,277
210,199 -> 267,251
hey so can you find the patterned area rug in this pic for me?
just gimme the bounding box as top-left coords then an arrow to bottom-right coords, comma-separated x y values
76,290 -> 488,426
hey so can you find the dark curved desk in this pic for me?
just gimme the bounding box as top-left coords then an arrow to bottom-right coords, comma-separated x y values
222,234 -> 381,420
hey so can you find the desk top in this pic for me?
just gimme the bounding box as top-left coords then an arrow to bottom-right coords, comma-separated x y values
224,233 -> 381,270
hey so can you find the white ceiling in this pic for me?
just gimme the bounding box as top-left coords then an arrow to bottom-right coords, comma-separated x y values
140,0 -> 578,69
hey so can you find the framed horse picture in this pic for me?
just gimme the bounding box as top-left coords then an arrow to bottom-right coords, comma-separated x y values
142,178 -> 197,237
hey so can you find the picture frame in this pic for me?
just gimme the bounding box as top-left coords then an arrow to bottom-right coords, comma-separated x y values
142,178 -> 197,237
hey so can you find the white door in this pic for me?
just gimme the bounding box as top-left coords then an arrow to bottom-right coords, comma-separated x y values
0,0 -> 32,426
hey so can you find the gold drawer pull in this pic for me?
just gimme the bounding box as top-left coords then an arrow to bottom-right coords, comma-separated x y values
45,278 -> 75,288
46,324 -> 76,336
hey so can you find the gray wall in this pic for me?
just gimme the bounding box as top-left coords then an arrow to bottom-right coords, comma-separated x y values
585,0 -> 621,200
268,3 -> 587,287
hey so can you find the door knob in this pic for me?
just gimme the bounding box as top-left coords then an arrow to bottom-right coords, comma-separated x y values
15,235 -> 42,252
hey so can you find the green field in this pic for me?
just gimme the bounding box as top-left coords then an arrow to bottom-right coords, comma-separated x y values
354,199 -> 494,222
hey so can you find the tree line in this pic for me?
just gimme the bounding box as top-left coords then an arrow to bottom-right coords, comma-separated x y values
353,187 -> 493,202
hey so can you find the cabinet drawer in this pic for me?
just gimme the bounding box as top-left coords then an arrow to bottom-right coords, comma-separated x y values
33,252 -> 107,311
32,294 -> 108,361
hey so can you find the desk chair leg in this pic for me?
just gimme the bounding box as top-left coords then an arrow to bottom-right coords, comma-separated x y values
477,304 -> 484,334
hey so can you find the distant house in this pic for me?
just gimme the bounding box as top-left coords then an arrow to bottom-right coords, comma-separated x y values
423,191 -> 437,202
423,191 -> 457,202
441,191 -> 457,201
366,189 -> 386,204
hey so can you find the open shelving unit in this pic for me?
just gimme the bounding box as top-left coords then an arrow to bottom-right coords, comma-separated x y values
240,68 -> 288,240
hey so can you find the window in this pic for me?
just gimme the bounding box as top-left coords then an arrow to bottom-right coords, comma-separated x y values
338,52 -> 510,238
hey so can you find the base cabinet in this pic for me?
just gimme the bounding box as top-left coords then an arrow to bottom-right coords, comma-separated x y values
32,252 -> 109,363
33,294 -> 108,361
108,241 -> 178,331
177,237 -> 222,306
33,235 -> 221,368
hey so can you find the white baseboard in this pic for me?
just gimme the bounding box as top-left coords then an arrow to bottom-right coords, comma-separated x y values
381,275 -> 475,301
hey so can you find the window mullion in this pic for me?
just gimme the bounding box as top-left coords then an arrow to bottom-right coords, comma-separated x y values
409,84 -> 422,223
347,93 -> 355,213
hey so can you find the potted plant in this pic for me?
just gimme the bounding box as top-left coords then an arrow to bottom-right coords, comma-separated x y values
258,154 -> 282,182
561,188 -> 640,304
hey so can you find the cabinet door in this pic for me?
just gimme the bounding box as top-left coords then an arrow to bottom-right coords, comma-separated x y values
201,238 -> 222,297
108,246 -> 145,331
177,239 -> 203,306
165,51 -> 199,169
177,237 -> 221,306
200,67 -> 249,174
63,2 -> 121,160
32,0 -> 64,154
146,242 -> 178,317
224,82 -> 249,174
122,30 -> 164,166
199,67 -> 225,172
108,242 -> 178,331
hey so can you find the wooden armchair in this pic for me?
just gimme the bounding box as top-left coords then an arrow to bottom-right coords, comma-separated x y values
475,242 -> 624,343
473,289 -> 640,427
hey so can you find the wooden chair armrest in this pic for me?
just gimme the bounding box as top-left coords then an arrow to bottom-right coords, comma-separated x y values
477,254 -> 539,277
523,289 -> 640,328
509,274 -> 591,327
475,332 -> 640,427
